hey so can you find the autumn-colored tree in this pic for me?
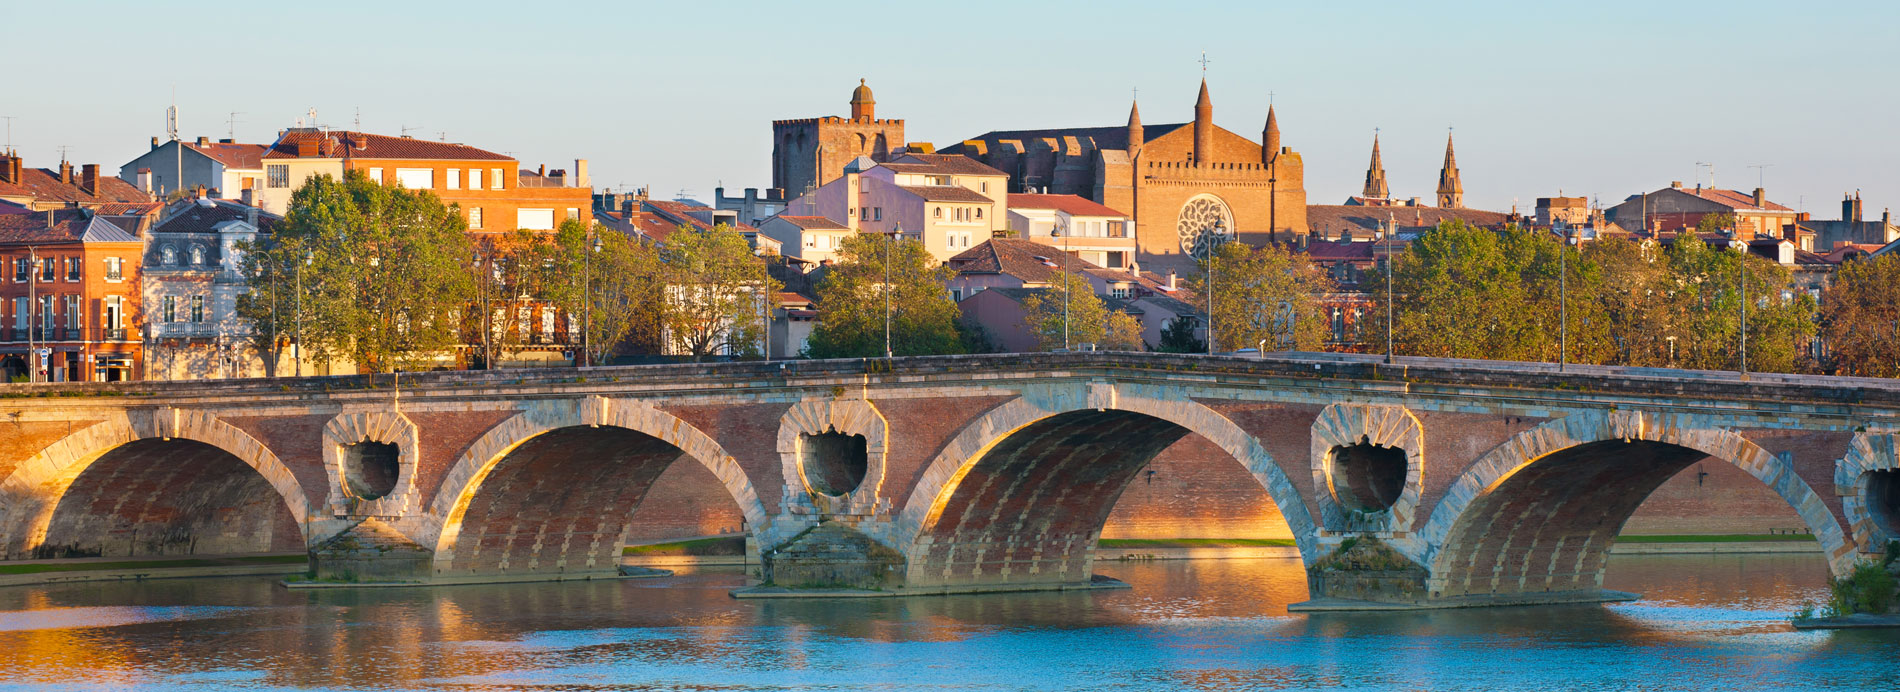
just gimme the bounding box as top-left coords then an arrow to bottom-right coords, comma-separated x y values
1819,254 -> 1900,377
1660,234 -> 1816,372
238,171 -> 474,373
805,234 -> 966,358
1020,272 -> 1119,351
1191,241 -> 1333,352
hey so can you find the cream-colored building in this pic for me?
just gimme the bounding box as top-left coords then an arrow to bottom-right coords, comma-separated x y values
1006,193 -> 1135,269
782,154 -> 1009,263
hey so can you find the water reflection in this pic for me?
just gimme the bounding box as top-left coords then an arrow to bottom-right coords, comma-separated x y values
0,554 -> 1892,691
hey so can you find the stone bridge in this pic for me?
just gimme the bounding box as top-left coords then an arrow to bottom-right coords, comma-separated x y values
2,353 -> 1897,608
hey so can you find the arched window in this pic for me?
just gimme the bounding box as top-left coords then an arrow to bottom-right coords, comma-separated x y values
189,246 -> 205,266
160,246 -> 176,266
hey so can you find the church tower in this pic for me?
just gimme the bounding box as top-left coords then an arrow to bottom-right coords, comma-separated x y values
850,79 -> 875,121
1261,105 -> 1280,164
1362,134 -> 1389,201
1127,99 -> 1144,155
1436,133 -> 1463,208
1193,79 -> 1213,165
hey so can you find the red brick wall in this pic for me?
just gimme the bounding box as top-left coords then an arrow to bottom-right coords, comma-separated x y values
41,438 -> 302,557
1101,433 -> 1293,539
221,414 -> 332,509
0,420 -> 98,480
622,456 -> 747,544
1624,460 -> 1807,534
406,410 -> 520,509
871,396 -> 1014,514
664,402 -> 793,515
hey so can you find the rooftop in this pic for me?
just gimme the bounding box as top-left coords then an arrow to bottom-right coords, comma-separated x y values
1007,193 -> 1125,218
264,129 -> 513,161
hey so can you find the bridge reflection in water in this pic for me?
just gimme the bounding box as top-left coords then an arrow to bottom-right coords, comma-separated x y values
0,352 -> 1893,609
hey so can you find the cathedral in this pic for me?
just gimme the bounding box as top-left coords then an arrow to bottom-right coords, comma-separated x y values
939,79 -> 1307,272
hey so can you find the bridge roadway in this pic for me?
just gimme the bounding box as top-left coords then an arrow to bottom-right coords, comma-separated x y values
1,352 -> 1897,608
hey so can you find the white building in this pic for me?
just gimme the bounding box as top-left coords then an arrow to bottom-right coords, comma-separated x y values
1005,193 -> 1135,269
782,153 -> 1009,263
140,197 -> 315,379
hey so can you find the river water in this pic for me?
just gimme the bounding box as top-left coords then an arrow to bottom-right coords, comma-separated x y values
0,553 -> 1893,691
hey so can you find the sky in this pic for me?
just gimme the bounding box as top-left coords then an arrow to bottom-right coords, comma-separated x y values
6,0 -> 1898,219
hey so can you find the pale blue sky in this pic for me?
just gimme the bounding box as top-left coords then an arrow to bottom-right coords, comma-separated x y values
7,0 -> 1896,218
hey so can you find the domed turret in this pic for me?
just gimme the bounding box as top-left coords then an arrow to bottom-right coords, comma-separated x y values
850,79 -> 875,120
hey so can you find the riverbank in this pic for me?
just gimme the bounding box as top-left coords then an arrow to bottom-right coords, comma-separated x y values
0,554 -> 306,587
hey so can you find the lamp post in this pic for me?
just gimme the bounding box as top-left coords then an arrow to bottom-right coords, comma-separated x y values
1559,225 -> 1568,372
884,224 -> 897,359
581,231 -> 600,367
294,248 -> 310,377
1205,219 -> 1224,355
1739,244 -> 1748,378
26,246 -> 37,382
1384,212 -> 1395,364
1055,224 -> 1070,350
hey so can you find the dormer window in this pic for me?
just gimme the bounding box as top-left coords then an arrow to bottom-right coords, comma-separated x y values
189,246 -> 205,266
161,246 -> 177,266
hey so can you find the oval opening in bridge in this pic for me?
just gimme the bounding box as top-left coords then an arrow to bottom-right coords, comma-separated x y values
800,431 -> 868,497
343,441 -> 401,501
1865,469 -> 1900,538
1328,439 -> 1406,512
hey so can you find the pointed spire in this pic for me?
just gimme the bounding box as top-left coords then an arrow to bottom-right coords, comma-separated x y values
1193,78 -> 1214,165
1261,105 -> 1280,164
1126,98 -> 1144,153
1437,131 -> 1463,208
1362,133 -> 1389,201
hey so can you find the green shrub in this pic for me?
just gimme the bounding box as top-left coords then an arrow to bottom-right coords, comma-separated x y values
1825,561 -> 1897,616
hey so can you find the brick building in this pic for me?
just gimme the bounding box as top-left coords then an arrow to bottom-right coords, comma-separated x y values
940,79 -> 1308,273
253,129 -> 592,232
772,80 -> 905,199
0,206 -> 143,381
119,137 -> 267,200
0,150 -> 154,212
1606,182 -> 1796,239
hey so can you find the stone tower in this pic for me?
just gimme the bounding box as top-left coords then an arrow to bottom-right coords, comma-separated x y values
1362,134 -> 1389,201
1127,99 -> 1144,155
1261,105 -> 1280,164
1193,79 -> 1213,165
850,79 -> 875,121
1436,133 -> 1463,209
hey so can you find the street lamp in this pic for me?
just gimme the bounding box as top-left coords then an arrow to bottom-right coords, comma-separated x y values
295,248 -> 311,377
581,231 -> 600,367
26,246 -> 38,382
884,223 -> 898,360
1384,212 -> 1395,364
1054,223 -> 1070,350
1205,218 -> 1224,355
1739,243 -> 1748,378
1559,224 -> 1569,372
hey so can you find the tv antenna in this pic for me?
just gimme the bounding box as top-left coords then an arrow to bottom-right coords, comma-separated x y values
1,115 -> 14,151
401,124 -> 423,138
354,107 -> 361,130
675,188 -> 694,202
226,112 -> 244,140
166,103 -> 180,142
1747,163 -> 1773,190
1695,161 -> 1714,189
56,145 -> 71,162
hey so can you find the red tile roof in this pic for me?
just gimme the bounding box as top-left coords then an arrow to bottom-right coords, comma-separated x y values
886,153 -> 1009,177
1305,205 -> 1510,239
151,198 -> 280,235
1007,193 -> 1125,218
1670,187 -> 1793,212
264,129 -> 512,161
187,142 -> 267,169
0,166 -> 152,206
0,208 -> 139,244
773,215 -> 848,230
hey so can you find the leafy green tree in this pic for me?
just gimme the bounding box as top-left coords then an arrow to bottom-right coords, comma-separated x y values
805,234 -> 966,358
1697,212 -> 1738,235
1580,238 -> 1675,366
1020,272 -> 1112,351
658,223 -> 781,360
541,221 -> 666,365
1820,254 -> 1900,377
1191,241 -> 1334,352
1103,310 -> 1145,351
238,172 -> 475,373
1660,234 -> 1816,372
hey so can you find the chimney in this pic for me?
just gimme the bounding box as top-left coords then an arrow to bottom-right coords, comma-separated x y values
1884,208 -> 1892,227
240,188 -> 255,206
0,151 -> 12,184
295,139 -> 318,157
537,164 -> 546,177
246,205 -> 258,227
574,159 -> 589,189
1670,180 -> 1683,189
58,161 -> 74,184
81,164 -> 99,195
137,168 -> 153,194
1753,187 -> 1765,208
1844,194 -> 1864,223
151,136 -> 161,150
1167,269 -> 1178,291
219,138 -> 234,144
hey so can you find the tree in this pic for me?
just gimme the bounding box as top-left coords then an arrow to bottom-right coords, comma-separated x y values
1190,241 -> 1334,353
541,221 -> 666,365
1103,311 -> 1146,351
237,172 -> 474,373
1819,254 -> 1900,377
805,233 -> 966,358
1020,272 -> 1113,351
466,229 -> 556,369
1697,212 -> 1737,235
658,223 -> 781,360
1155,315 -> 1205,353
1660,234 -> 1816,372
1581,238 -> 1674,366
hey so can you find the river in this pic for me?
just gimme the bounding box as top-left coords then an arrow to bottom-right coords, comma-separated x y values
0,553 -> 1893,691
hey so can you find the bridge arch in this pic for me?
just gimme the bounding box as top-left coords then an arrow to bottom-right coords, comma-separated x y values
0,407 -> 313,560
426,396 -> 769,577
893,383 -> 1318,589
1414,410 -> 1852,601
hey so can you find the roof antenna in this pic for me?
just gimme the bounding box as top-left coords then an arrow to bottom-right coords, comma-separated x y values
226,112 -> 243,140
1,115 -> 14,151
56,145 -> 71,162
401,124 -> 422,138
354,107 -> 361,131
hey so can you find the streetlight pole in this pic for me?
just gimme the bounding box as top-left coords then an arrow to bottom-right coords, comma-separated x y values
1205,219 -> 1223,355
1559,226 -> 1568,372
581,230 -> 595,367
884,224 -> 896,359
1384,213 -> 1395,364
26,246 -> 37,382
1057,225 -> 1070,350
1739,246 -> 1748,378
294,249 -> 308,377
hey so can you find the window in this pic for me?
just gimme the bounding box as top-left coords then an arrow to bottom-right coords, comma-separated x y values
447,168 -> 461,190
367,167 -> 384,184
161,246 -> 177,265
267,165 -> 289,188
566,208 -> 580,221
975,208 -> 983,220
191,295 -> 204,323
980,182 -> 988,193
946,233 -> 957,250
163,296 -> 176,322
933,207 -> 942,219
469,169 -> 482,190
104,257 -> 123,281
10,297 -> 23,328
873,207 -> 882,221
104,295 -> 123,329
39,296 -> 53,330
491,168 -> 503,189
517,208 -> 555,230
394,168 -> 433,190
1108,221 -> 1125,238
469,207 -> 483,229
189,246 -> 204,266
40,259 -> 53,282
1110,286 -> 1131,299
65,257 -> 79,281
64,295 -> 79,328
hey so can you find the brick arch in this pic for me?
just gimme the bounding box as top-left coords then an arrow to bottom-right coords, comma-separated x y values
321,410 -> 421,517
1836,429 -> 1900,554
893,383 -> 1318,589
777,398 -> 888,517
1414,410 -> 1852,600
425,396 -> 768,576
0,407 -> 314,559
1310,403 -> 1425,534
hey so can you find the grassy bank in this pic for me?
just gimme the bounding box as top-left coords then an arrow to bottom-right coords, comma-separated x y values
622,536 -> 747,557
0,554 -> 306,575
1616,534 -> 1817,543
1095,538 -> 1297,549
